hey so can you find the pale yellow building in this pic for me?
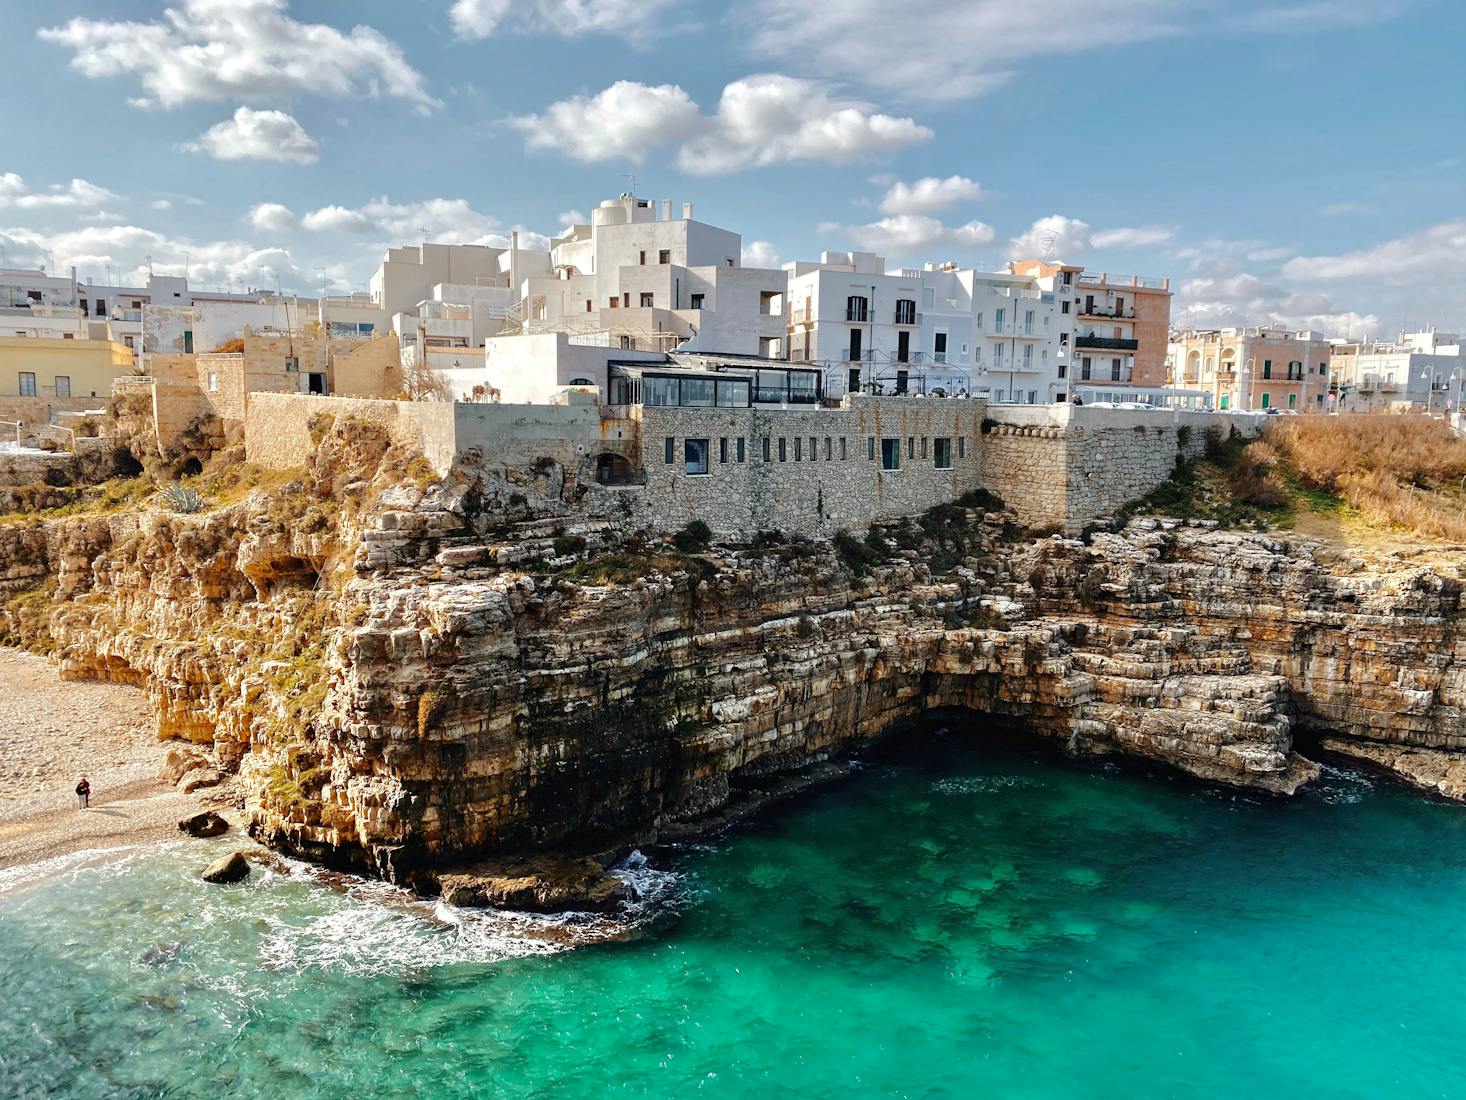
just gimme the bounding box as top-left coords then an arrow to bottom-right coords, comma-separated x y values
0,336 -> 136,400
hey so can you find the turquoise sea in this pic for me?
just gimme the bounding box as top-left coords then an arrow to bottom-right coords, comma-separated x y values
3,724 -> 1465,1098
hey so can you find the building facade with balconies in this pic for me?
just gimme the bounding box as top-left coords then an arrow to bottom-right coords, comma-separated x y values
1168,325 -> 1332,412
1326,330 -> 1462,413
785,253 -> 1075,403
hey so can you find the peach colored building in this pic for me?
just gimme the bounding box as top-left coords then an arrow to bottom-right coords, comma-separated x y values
1168,326 -> 1332,412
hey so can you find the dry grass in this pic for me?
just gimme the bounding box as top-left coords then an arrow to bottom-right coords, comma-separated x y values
1264,416 -> 1466,541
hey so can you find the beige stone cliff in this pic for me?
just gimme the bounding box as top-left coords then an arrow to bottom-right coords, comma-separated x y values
1,416 -> 1462,896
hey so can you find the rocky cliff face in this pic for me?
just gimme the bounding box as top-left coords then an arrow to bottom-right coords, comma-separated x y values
2,417 -> 1463,893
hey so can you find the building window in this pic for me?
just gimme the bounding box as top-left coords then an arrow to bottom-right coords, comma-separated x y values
958,437 -> 965,460
934,332 -> 948,363
1220,395 -> 1230,410
825,436 -> 832,460
846,295 -> 869,322
763,436 -> 771,462
1262,359 -> 1272,379
779,437 -> 787,462
285,356 -> 299,372
685,438 -> 710,475
1058,360 -> 1068,379
920,437 -> 928,459
664,437 -> 675,464
95,299 -> 106,315
975,312 -> 984,330
585,299 -> 593,312
1061,301 -> 1070,314
1319,361 -> 1328,376
18,372 -> 35,396
794,437 -> 803,461
809,436 -> 817,461
720,437 -> 728,463
1111,359 -> 1122,381
659,250 -> 671,264
690,293 -> 705,310
1029,389 -> 1038,403
1024,310 -> 1034,335
208,372 -> 218,392
934,437 -> 952,469
638,251 -> 646,265
895,298 -> 916,325
995,307 -> 1005,331
995,389 -> 1005,402
1288,393 -> 1297,409
183,330 -> 194,354
1081,357 -> 1092,380
640,293 -> 654,308
54,375 -> 70,397
1261,393 -> 1271,409
840,437 -> 847,460
737,437 -> 746,463
881,438 -> 901,471
867,435 -> 876,461
907,436 -> 915,459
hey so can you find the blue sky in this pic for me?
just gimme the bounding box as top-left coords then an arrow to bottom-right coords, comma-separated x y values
2,0 -> 1462,336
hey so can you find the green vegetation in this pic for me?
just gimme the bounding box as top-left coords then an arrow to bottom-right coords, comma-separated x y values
162,483 -> 205,514
671,519 -> 713,553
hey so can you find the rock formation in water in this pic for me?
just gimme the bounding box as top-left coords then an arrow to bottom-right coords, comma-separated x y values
1,415 -> 1462,898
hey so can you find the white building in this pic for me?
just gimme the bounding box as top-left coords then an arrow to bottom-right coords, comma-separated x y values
785,252 -> 1075,403
1329,329 -> 1463,412
519,195 -> 786,358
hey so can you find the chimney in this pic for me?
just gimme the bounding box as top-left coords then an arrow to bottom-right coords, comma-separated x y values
682,202 -> 694,220
661,199 -> 672,221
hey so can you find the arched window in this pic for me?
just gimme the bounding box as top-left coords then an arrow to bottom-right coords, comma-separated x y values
568,377 -> 595,386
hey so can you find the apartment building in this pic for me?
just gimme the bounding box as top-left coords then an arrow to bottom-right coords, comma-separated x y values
1327,329 -> 1462,412
1168,325 -> 1333,412
519,195 -> 786,358
785,253 -> 1075,403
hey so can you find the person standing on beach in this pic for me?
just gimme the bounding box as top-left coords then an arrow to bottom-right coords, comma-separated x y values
75,775 -> 90,810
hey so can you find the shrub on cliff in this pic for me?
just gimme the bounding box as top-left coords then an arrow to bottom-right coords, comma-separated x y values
671,520 -> 713,553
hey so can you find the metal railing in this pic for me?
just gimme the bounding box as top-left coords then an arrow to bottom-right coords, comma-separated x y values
1079,305 -> 1135,319
1075,335 -> 1139,351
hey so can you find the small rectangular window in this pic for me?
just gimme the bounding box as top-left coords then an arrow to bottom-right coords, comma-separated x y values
907,436 -> 915,459
881,438 -> 901,471
640,292 -> 654,308
659,249 -> 671,264
779,437 -> 787,462
737,437 -> 746,463
934,437 -> 952,469
182,329 -> 194,354
809,436 -> 817,461
720,437 -> 728,463
867,435 -> 876,461
685,438 -> 710,475
664,437 -> 675,464
585,299 -> 592,312
54,375 -> 70,397
762,436 -> 771,462
285,356 -> 299,372
208,372 -> 218,392
639,251 -> 646,265
17,372 -> 36,396
794,437 -> 802,461
824,436 -> 832,460
690,293 -> 705,310
920,437 -> 928,459
958,437 -> 966,460
840,437 -> 848,461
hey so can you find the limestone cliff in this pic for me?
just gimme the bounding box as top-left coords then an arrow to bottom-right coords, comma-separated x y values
1,416 -> 1462,893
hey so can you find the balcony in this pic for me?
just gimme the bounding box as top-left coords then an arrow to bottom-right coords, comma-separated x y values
1075,335 -> 1139,352
1079,305 -> 1135,320
893,309 -> 920,325
845,308 -> 869,322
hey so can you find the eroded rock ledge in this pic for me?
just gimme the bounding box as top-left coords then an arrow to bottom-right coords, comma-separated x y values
1,418 -> 1462,898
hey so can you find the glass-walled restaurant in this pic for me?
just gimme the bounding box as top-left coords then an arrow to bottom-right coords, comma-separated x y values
607,363 -> 824,408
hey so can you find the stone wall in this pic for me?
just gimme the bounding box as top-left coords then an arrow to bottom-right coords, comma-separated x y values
332,334 -> 402,398
982,405 -> 1260,531
244,392 -> 458,474
629,395 -> 986,536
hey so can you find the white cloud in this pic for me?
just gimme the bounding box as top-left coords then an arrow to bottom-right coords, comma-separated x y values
299,196 -> 547,247
151,199 -> 173,211
450,0 -> 679,40
878,175 -> 982,215
511,81 -> 702,163
0,222 -> 337,294
741,240 -> 781,268
183,107 -> 320,163
0,173 -> 119,210
1281,220 -> 1466,283
513,74 -> 930,173
744,0 -> 1185,103
822,214 -> 994,256
676,75 -> 931,175
557,209 -> 587,228
249,202 -> 296,232
1174,272 -> 1380,337
39,0 -> 439,111
1007,215 -> 1093,260
301,205 -> 377,234
1091,225 -> 1176,249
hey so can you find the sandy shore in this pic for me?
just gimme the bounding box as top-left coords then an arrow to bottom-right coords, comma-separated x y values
0,648 -> 233,868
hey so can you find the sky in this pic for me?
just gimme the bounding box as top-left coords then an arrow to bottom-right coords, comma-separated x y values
2,0 -> 1462,338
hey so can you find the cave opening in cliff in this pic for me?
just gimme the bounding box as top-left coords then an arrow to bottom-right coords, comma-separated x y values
112,448 -> 144,478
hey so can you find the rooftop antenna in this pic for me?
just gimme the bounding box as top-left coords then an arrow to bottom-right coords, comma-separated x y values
622,174 -> 637,198
145,253 -> 154,276
1039,231 -> 1058,261
418,226 -> 431,244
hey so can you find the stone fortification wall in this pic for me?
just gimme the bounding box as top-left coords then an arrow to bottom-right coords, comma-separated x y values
982,406 -> 1260,531
245,393 -> 457,473
630,396 -> 986,536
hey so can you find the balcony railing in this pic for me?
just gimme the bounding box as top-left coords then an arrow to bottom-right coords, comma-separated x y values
845,308 -> 869,322
1079,305 -> 1135,319
893,308 -> 919,325
1075,335 -> 1139,351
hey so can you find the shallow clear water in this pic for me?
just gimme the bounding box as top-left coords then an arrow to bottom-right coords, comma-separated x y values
4,727 -> 1465,1098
